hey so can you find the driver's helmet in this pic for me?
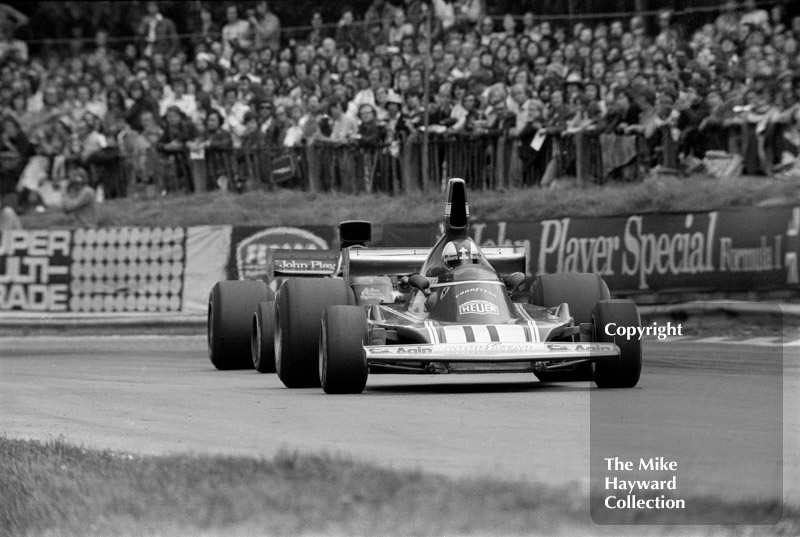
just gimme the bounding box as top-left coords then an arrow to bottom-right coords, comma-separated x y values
442,239 -> 481,270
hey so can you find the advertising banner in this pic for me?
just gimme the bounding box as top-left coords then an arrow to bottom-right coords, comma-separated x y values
226,225 -> 335,281
0,229 -> 71,311
532,207 -> 799,293
1,205 -> 798,312
384,206 -> 800,294
183,226 -> 231,314
1,227 -> 187,312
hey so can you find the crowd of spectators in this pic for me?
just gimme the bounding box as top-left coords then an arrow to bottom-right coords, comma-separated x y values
1,0 -> 800,225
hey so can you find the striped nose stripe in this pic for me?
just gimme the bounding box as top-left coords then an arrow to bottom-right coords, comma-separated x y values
438,324 -> 533,343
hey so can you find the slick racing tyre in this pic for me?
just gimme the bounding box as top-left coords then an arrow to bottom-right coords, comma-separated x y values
252,301 -> 276,373
320,306 -> 369,394
591,299 -> 642,388
208,280 -> 273,370
275,279 -> 355,388
530,273 -> 610,324
531,273 -> 610,383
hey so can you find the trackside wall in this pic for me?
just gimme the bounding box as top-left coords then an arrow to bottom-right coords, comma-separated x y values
1,206 -> 798,313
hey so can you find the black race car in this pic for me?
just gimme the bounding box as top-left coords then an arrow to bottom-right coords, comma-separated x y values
208,179 -> 642,394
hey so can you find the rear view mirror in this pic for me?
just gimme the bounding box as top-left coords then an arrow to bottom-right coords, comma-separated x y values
408,274 -> 431,295
505,272 -> 525,293
339,220 -> 372,249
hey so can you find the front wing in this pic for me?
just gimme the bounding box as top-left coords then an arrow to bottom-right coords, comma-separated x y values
364,341 -> 619,363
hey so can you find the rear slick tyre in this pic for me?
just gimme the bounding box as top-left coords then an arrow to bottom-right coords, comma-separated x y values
252,301 -> 276,373
275,279 -> 355,388
208,280 -> 272,370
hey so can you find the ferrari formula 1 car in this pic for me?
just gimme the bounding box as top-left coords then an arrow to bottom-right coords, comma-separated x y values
207,178 -> 642,394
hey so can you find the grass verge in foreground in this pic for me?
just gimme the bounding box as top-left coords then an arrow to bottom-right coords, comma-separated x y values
1,437 -> 796,537
19,175 -> 800,229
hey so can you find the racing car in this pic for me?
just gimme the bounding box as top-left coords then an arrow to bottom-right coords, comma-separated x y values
208,178 -> 642,394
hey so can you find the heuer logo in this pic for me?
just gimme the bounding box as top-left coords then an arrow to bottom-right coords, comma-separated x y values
459,300 -> 499,316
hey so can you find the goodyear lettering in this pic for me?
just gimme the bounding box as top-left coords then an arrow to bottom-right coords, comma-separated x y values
454,286 -> 497,299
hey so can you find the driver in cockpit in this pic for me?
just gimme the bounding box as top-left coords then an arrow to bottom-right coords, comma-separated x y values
434,238 -> 492,284
442,239 -> 482,270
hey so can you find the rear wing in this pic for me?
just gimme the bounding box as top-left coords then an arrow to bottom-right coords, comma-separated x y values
240,249 -> 339,281
343,246 -> 526,279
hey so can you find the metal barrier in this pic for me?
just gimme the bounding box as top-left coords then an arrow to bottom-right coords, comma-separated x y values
58,123 -> 794,199
81,145 -> 307,198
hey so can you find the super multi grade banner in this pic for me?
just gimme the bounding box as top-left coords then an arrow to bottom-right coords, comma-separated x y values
1,205 -> 798,312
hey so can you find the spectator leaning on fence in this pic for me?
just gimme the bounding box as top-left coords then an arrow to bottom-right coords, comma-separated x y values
61,167 -> 98,227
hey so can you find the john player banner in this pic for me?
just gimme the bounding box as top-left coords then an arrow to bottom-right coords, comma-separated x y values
383,205 -> 800,294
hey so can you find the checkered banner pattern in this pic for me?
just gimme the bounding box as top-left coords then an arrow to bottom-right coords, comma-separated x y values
70,227 -> 186,313
0,227 -> 187,312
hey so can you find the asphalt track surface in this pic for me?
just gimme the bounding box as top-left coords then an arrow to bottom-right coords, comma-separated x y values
2,334 -> 798,515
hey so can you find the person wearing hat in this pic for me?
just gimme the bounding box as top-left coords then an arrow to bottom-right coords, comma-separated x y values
563,71 -> 584,105
61,167 -> 98,227
384,90 -> 409,138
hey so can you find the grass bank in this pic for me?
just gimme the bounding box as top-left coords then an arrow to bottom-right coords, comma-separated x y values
1,437 -> 796,537
20,175 -> 800,229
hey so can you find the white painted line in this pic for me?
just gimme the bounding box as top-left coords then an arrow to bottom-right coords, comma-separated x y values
1,335 -> 203,342
736,337 -> 786,347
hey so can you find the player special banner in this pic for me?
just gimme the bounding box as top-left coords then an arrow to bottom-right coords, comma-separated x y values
0,227 -> 187,312
385,205 -> 800,294
529,206 -> 799,293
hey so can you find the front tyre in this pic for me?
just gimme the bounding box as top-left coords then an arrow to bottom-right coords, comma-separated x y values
252,301 -> 276,373
320,306 -> 369,394
591,299 -> 642,388
208,280 -> 273,370
531,273 -> 610,383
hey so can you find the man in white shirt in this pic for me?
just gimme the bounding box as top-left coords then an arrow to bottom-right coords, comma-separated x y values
347,68 -> 383,119
160,77 -> 198,123
221,5 -> 252,61
220,84 -> 250,148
